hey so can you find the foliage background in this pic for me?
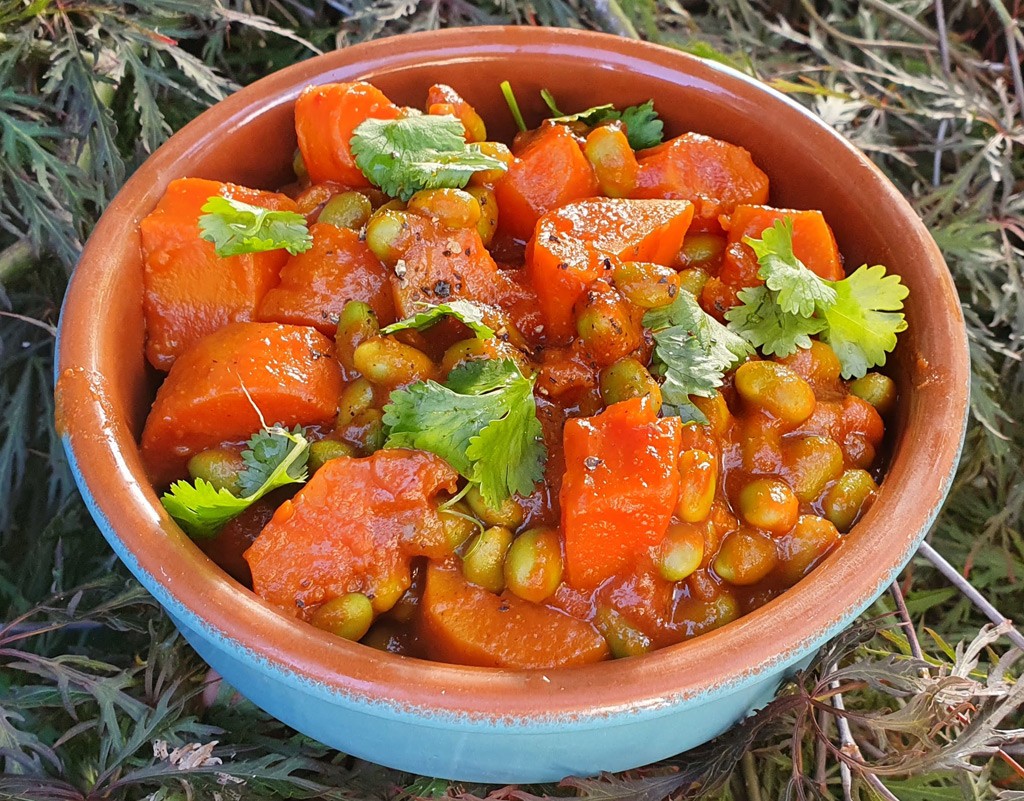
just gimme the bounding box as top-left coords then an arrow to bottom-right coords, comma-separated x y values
1,1 -> 1022,799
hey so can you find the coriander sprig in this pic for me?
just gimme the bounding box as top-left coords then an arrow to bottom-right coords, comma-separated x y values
382,359 -> 545,506
161,425 -> 310,539
725,218 -> 909,378
380,300 -> 495,340
198,196 -> 313,257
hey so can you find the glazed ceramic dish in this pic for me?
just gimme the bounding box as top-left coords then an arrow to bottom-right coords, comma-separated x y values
56,27 -> 969,782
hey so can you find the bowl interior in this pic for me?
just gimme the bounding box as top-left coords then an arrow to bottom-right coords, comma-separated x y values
57,27 -> 969,720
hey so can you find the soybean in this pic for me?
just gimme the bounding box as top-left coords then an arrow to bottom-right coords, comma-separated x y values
676,449 -> 717,523
337,377 -> 376,424
352,336 -> 436,389
465,485 -> 524,529
734,360 -> 816,425
187,448 -> 245,494
713,528 -> 779,586
465,186 -> 498,247
336,301 -> 380,374
504,527 -> 563,602
850,372 -> 897,416
575,286 -> 641,366
365,209 -> 408,266
594,606 -> 651,658
462,525 -> 514,592
308,439 -> 354,473
781,435 -> 844,503
584,124 -> 639,198
677,233 -> 725,271
407,188 -> 482,230
318,191 -> 373,230
777,515 -> 840,586
599,357 -> 662,411
657,522 -> 705,582
823,469 -> 878,532
612,261 -> 681,309
737,477 -> 799,534
310,593 -> 374,641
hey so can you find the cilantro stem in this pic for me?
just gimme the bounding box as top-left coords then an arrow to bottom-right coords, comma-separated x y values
539,88 -> 562,117
500,80 -> 527,133
441,481 -> 473,510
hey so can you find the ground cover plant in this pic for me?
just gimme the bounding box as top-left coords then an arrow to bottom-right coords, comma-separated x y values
0,0 -> 1022,799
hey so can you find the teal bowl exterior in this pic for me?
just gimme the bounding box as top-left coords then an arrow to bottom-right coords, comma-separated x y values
57,27 -> 969,783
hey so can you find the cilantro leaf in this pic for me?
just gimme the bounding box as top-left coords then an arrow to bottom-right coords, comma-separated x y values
382,359 -> 545,506
743,218 -> 837,317
644,292 -> 752,423
161,425 -> 310,539
237,424 -> 310,496
617,100 -> 664,150
822,264 -> 909,379
198,196 -> 312,257
725,285 -> 826,357
540,90 -> 664,151
350,115 -> 509,201
380,300 -> 495,340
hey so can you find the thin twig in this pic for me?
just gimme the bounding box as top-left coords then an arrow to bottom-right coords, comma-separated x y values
888,581 -> 925,662
932,0 -> 952,186
740,750 -> 762,801
0,239 -> 35,285
589,0 -> 640,39
0,311 -> 57,336
830,681 -> 901,801
984,0 -> 1024,124
918,541 -> 1024,650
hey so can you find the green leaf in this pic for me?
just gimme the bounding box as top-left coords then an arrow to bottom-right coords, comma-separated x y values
822,264 -> 909,379
725,285 -> 826,357
382,359 -> 545,505
644,292 -> 752,422
349,114 -> 508,201
379,300 -> 495,339
198,196 -> 312,257
540,91 -> 664,150
743,218 -> 837,317
161,425 -> 309,539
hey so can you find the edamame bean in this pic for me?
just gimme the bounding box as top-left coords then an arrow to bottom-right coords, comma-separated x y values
343,408 -> 385,455
594,606 -> 651,658
676,449 -> 717,523
308,439 -> 354,473
439,500 -> 481,551
677,267 -> 710,297
575,286 -> 642,366
310,593 -> 374,641
781,435 -> 844,503
822,469 -> 878,532
776,515 -> 840,586
849,372 -> 897,416
734,360 -> 816,425
465,186 -> 498,246
336,301 -> 379,374
612,260 -> 681,309
365,209 -> 408,266
461,525 -> 514,592
468,141 -> 514,186
584,124 -> 638,198
187,448 -> 245,495
677,233 -> 725,271
504,527 -> 563,602
407,188 -> 482,229
713,528 -> 779,586
352,336 -> 436,388
737,477 -> 799,534
599,357 -> 662,411
465,485 -> 524,528
657,522 -> 705,581
337,377 -> 376,425
317,191 -> 372,230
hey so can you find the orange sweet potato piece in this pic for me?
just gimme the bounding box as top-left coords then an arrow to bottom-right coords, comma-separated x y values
631,133 -> 769,231
140,322 -> 341,486
526,198 -> 693,341
245,450 -> 458,620
420,563 -> 610,668
493,123 -> 598,242
257,223 -> 396,334
561,397 -> 682,590
389,212 -> 505,317
426,83 -> 486,142
295,82 -> 399,186
140,178 -> 297,371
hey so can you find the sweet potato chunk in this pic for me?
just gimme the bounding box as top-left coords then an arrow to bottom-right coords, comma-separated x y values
140,178 -> 296,370
140,322 -> 341,486
561,397 -> 682,589
631,133 -> 769,230
257,223 -> 396,334
526,198 -> 693,341
245,450 -> 458,620
494,123 -> 598,242
420,563 -> 609,668
295,82 -> 399,186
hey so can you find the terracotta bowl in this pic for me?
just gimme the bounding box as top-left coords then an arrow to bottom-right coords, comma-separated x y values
57,26 -> 969,782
